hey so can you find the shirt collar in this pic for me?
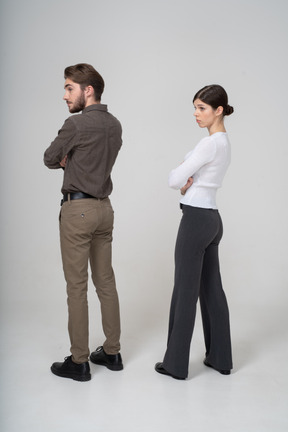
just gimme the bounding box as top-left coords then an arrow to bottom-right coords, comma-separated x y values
82,104 -> 108,113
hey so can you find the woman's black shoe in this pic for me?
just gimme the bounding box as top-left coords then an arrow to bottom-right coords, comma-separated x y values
155,362 -> 185,380
203,359 -> 231,375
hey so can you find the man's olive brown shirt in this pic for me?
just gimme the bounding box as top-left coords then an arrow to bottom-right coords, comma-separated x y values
44,104 -> 122,198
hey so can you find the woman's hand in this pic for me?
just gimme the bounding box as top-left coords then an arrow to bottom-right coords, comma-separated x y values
180,177 -> 193,195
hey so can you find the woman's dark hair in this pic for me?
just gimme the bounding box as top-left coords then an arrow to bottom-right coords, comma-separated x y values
193,84 -> 234,116
64,63 -> 105,101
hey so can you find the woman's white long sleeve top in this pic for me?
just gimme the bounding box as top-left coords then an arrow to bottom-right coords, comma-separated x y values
168,132 -> 231,209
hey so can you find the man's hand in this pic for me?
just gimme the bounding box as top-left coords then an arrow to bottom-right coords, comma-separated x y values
60,155 -> 68,168
180,177 -> 193,195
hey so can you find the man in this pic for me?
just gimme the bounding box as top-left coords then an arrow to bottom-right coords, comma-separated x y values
44,63 -> 123,381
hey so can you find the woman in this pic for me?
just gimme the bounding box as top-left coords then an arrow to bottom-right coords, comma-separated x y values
155,85 -> 233,380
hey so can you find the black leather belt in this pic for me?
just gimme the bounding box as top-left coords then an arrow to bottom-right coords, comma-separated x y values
61,192 -> 107,206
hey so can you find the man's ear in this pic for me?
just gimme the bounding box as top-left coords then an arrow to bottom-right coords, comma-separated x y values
85,85 -> 94,98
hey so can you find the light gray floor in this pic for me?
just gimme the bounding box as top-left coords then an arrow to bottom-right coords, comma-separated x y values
1,296 -> 287,432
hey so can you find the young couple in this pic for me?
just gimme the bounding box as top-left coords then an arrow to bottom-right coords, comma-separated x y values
44,63 -> 233,382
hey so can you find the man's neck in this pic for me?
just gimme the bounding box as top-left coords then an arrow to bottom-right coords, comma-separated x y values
85,99 -> 100,108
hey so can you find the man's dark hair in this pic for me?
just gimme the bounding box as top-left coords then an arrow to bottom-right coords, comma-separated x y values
64,63 -> 105,101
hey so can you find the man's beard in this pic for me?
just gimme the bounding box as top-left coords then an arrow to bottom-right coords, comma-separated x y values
69,91 -> 86,113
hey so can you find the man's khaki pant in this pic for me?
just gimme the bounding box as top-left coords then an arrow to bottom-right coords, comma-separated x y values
59,197 -> 121,364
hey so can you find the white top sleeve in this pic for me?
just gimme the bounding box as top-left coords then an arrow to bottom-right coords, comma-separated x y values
168,137 -> 216,189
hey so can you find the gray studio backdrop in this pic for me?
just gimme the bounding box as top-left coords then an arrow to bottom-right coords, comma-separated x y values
0,0 -> 287,355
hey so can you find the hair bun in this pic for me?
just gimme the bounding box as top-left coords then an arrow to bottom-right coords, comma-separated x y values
225,105 -> 234,116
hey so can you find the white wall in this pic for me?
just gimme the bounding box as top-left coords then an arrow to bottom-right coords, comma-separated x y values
0,0 -> 287,345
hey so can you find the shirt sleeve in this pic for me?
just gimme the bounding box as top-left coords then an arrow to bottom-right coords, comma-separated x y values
43,118 -> 77,169
168,137 -> 216,189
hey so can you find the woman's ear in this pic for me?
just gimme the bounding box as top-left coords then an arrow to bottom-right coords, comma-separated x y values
215,106 -> 224,117
216,106 -> 224,116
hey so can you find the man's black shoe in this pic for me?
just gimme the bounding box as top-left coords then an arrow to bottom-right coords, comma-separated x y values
51,355 -> 91,381
154,362 -> 185,380
90,346 -> 123,371
203,358 -> 231,375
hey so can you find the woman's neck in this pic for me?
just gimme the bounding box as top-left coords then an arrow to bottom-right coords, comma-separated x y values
208,120 -> 226,136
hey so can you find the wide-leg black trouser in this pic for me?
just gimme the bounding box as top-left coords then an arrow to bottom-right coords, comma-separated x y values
163,205 -> 232,378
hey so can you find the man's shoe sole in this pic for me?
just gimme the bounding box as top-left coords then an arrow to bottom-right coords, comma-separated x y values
90,359 -> 123,371
51,366 -> 91,381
